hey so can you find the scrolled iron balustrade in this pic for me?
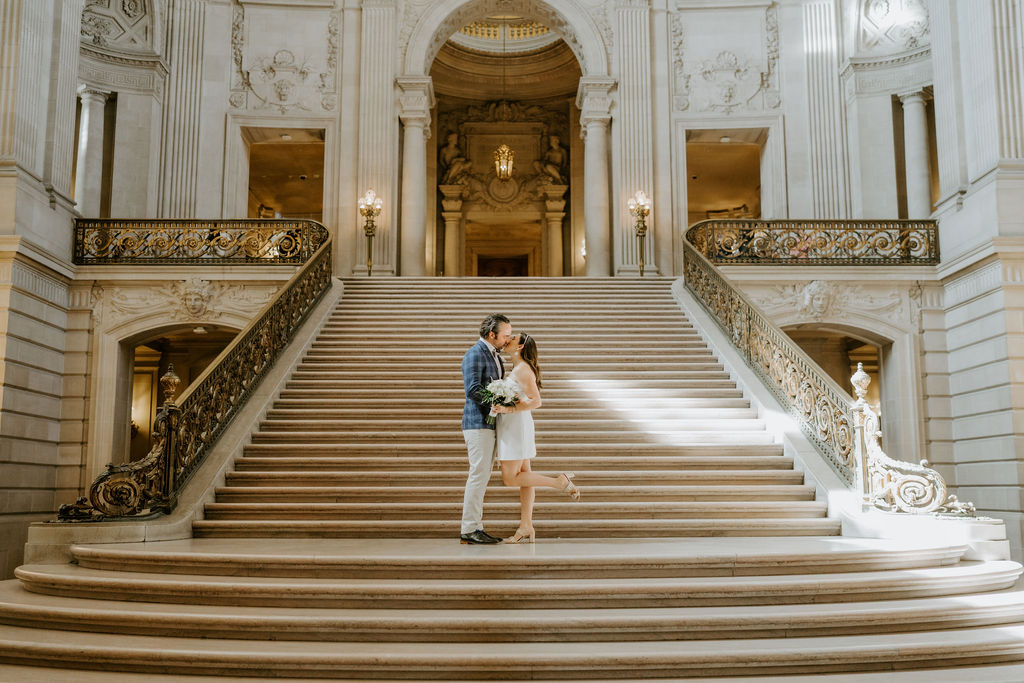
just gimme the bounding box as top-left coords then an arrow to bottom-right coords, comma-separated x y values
58,236 -> 333,521
688,219 -> 938,265
73,218 -> 329,265
682,221 -> 971,516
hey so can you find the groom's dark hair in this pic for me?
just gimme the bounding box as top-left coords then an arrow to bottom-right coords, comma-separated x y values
479,313 -> 510,339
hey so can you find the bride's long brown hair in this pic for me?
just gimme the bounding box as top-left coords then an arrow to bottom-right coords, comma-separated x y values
518,333 -> 542,388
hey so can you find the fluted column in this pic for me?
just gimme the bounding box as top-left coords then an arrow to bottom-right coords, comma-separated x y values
356,0 -> 397,275
46,0 -> 83,200
159,0 -> 205,217
900,91 -> 932,218
614,0 -> 655,274
397,77 -> 434,277
577,78 -> 616,277
74,87 -> 108,217
802,0 -> 851,217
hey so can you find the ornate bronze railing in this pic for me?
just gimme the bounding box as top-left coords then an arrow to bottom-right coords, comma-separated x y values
682,225 -> 971,515
73,218 -> 330,265
58,235 -> 333,521
687,219 -> 938,265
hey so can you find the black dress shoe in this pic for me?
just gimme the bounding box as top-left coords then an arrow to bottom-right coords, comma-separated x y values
460,530 -> 501,544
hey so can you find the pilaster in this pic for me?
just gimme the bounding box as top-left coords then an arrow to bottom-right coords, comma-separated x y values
158,0 -> 206,217
802,0 -> 851,218
335,0 -> 362,276
355,0 -> 397,276
614,0 -> 655,275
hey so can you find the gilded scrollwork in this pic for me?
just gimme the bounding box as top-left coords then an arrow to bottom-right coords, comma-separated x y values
684,222 -> 973,516
74,219 -> 329,265
58,232 -> 333,522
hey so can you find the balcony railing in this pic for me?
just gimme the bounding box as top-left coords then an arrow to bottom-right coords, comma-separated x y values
687,219 -> 939,265
682,220 -> 971,516
73,218 -> 330,265
58,223 -> 333,521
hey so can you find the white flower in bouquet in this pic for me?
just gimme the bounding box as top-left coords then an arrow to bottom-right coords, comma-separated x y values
481,377 -> 519,424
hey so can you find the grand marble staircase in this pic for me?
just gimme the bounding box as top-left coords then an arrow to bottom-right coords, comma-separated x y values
2,278 -> 1024,680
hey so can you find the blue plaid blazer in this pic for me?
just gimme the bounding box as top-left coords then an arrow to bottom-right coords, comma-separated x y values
461,339 -> 503,430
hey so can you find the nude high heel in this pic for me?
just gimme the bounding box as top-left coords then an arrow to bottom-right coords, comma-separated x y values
504,527 -> 535,544
559,472 -> 581,501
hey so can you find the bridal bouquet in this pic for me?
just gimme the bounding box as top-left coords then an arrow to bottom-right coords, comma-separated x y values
480,377 -> 519,425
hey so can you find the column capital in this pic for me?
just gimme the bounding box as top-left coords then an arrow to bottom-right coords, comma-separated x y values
897,89 -> 929,105
397,76 -> 434,136
77,85 -> 110,103
576,77 -> 616,123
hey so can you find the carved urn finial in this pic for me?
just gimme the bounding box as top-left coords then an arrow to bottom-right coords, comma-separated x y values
851,362 -> 870,401
160,364 -> 181,404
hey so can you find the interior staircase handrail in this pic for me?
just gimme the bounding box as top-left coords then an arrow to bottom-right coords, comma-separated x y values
682,221 -> 972,516
57,230 -> 334,521
687,218 -> 938,265
72,218 -> 330,265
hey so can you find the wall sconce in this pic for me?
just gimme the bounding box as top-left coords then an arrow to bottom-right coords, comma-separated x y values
358,189 -> 383,276
628,190 -> 650,276
493,144 -> 515,180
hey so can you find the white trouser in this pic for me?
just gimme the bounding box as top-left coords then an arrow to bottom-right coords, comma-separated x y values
462,429 -> 496,534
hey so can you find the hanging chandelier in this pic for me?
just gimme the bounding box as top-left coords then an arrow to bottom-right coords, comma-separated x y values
492,18 -> 514,181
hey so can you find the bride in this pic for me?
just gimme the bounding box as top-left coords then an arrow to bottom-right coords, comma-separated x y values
492,333 -> 581,544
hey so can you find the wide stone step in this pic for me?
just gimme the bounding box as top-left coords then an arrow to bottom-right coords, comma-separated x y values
275,387 -> 747,400
261,406 -> 760,420
189,518 -> 841,538
248,431 -> 775,445
239,443 -> 781,457
4,580 -> 1024,644
213,485 -> 817,503
202,501 -> 826,521
286,370 -> 733,382
7,621 -> 1024,678
232,455 -> 791,471
221,469 -> 800,486
268,397 -> 754,410
255,418 -> 766,433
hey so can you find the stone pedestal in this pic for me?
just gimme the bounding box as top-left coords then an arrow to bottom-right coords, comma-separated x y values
438,184 -> 464,277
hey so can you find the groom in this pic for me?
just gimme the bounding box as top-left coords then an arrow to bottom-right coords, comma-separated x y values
459,313 -> 512,544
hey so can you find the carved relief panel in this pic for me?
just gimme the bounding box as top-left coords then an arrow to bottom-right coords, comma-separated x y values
82,0 -> 154,51
857,0 -> 929,54
230,1 -> 340,113
670,3 -> 779,114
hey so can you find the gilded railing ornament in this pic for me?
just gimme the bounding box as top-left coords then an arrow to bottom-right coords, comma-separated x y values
58,230 -> 332,522
851,363 -> 974,516
688,219 -> 938,265
73,219 -> 329,265
683,223 -> 973,517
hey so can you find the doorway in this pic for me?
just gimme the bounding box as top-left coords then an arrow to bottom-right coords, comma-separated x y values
464,222 -> 542,276
685,128 -> 766,225
243,127 -> 325,220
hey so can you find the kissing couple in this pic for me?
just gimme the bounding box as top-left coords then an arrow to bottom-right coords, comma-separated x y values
459,313 -> 581,545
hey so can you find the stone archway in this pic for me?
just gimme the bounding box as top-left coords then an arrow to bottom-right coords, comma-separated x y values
403,0 -> 609,78
396,0 -> 616,276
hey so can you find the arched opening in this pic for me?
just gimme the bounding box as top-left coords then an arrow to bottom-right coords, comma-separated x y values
123,325 -> 238,462
428,17 -> 583,276
784,323 -> 891,439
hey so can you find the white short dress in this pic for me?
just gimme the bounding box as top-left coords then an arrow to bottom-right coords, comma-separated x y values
495,377 -> 537,461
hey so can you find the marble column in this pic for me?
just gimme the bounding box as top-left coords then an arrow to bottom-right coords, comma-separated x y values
900,90 -> 932,218
397,77 -> 434,277
576,78 -> 616,277
74,87 -> 108,218
439,184 -> 464,277
542,184 -> 568,277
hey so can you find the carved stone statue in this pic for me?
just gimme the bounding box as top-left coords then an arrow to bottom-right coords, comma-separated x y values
533,135 -> 567,183
439,133 -> 472,185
